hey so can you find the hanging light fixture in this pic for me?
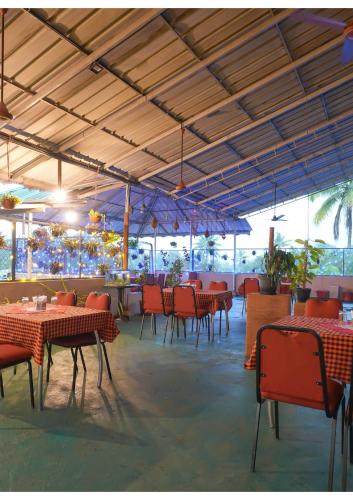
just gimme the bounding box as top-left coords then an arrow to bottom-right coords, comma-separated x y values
140,193 -> 146,214
175,126 -> 186,191
173,219 -> 179,231
0,10 -> 12,121
150,216 -> 158,229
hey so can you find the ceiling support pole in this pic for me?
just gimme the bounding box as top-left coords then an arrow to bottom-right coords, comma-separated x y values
122,185 -> 131,271
269,227 -> 274,254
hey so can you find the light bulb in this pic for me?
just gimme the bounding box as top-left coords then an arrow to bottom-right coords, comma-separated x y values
65,210 -> 78,223
52,189 -> 67,202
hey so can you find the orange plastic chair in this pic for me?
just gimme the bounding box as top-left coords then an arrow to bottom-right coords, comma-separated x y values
171,286 -> 209,346
242,278 -> 260,314
140,284 -> 172,340
47,292 -> 113,390
251,324 -> 344,491
0,344 -> 35,408
208,281 -> 228,291
55,291 -> 77,306
304,298 -> 342,319
185,279 -> 203,290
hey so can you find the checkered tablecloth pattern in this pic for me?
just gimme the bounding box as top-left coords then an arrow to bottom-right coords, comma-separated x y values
244,315 -> 353,384
163,288 -> 232,315
0,304 -> 119,366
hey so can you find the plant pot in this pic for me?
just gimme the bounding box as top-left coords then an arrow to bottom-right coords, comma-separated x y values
2,199 -> 16,209
258,275 -> 277,295
296,287 -> 311,302
89,215 -> 102,224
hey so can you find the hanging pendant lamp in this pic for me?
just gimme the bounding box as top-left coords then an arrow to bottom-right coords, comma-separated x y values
175,126 -> 186,191
0,10 -> 12,121
173,219 -> 179,231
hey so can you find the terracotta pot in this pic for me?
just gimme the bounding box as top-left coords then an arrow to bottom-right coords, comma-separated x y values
2,199 -> 16,209
89,215 -> 102,224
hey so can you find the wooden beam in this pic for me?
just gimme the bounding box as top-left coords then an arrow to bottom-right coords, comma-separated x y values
123,185 -> 131,270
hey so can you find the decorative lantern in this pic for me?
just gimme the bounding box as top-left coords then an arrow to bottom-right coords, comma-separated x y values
150,216 -> 158,229
175,127 -> 186,191
173,220 -> 179,231
204,229 -> 210,238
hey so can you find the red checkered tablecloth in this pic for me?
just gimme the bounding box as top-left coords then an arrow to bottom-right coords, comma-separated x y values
244,315 -> 353,384
163,288 -> 232,315
0,304 -> 119,366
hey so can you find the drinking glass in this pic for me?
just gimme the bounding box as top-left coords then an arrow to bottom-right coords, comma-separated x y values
21,297 -> 29,306
51,296 -> 58,305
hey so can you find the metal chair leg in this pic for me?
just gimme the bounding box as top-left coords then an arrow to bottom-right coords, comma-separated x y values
101,342 -> 112,380
251,402 -> 262,472
177,317 -> 179,338
46,343 -> 52,382
242,297 -> 245,315
341,396 -> 345,455
191,318 -> 194,332
139,313 -> 145,340
170,316 -> 175,344
153,313 -> 157,335
71,347 -> 79,392
27,361 -> 35,409
183,318 -> 186,339
342,419 -> 349,491
207,315 -> 210,342
274,401 -> 279,440
350,422 -> 353,465
78,347 -> 87,371
0,371 -> 4,398
13,365 -> 17,375
219,310 -> 222,336
196,318 -> 201,347
328,416 -> 337,492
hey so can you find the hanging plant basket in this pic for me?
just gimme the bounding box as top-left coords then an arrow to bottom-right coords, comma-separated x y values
170,241 -> 177,248
50,223 -> 66,238
150,216 -> 158,229
83,241 -> 99,258
33,228 -> 49,240
63,238 -> 79,255
208,240 -> 215,247
222,254 -> 228,260
27,237 -> 44,252
98,263 -> 110,276
89,209 -> 102,224
173,220 -> 179,231
0,194 -> 21,210
50,261 -> 63,275
107,245 -> 119,258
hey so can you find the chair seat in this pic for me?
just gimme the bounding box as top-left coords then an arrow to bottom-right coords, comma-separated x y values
175,309 -> 208,319
262,377 -> 344,415
50,333 -> 97,348
0,343 -> 32,368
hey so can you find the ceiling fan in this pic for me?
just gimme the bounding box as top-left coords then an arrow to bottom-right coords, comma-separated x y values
291,10 -> 353,64
268,183 -> 287,222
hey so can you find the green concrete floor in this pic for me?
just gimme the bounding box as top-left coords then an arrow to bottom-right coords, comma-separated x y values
0,299 -> 350,491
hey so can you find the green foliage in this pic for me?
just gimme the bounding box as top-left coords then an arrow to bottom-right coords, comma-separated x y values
128,238 -> 138,249
290,238 -> 326,288
0,233 -> 6,250
262,246 -> 296,288
97,263 -> 110,275
50,223 -> 66,238
166,257 -> 184,287
0,193 -> 22,205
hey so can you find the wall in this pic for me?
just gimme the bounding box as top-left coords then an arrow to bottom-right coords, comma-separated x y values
0,278 -> 105,303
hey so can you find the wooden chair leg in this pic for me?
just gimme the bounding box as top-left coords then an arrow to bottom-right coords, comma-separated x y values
27,361 -> 35,409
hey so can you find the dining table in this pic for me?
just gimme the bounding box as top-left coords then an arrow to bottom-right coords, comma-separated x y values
0,303 -> 119,410
162,288 -> 233,338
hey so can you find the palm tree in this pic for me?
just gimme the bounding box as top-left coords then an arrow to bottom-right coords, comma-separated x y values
311,182 -> 353,248
274,231 -> 291,248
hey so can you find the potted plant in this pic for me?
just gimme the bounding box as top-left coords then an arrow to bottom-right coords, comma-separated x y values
170,241 -> 177,248
27,237 -> 45,252
63,238 -> 79,255
0,233 -> 7,250
0,193 -> 21,209
97,263 -> 110,276
50,261 -> 63,275
128,238 -> 138,249
290,238 -> 325,302
166,257 -> 184,287
259,245 -> 296,295
50,223 -> 66,238
83,241 -> 99,257
107,245 -> 119,258
33,227 -> 49,240
89,209 -> 102,224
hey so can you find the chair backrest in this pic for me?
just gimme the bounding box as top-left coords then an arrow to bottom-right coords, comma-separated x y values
156,273 -> 165,288
142,284 -> 165,314
256,324 -> 332,417
304,298 -> 342,319
244,278 -> 260,297
208,281 -> 228,291
173,285 -> 197,316
85,292 -> 111,311
188,272 -> 198,280
55,291 -> 77,306
186,279 -> 203,290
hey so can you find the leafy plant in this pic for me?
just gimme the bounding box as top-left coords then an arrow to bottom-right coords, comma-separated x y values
0,233 -> 7,250
134,255 -> 150,284
262,245 -> 296,290
166,257 -> 184,287
128,238 -> 138,249
160,250 -> 169,269
290,239 -> 326,289
83,241 -> 99,257
33,228 -> 49,240
50,261 -> 63,275
50,223 -> 66,238
63,238 -> 80,255
182,246 -> 190,262
27,237 -> 45,252
0,193 -> 21,208
98,263 -> 110,275
101,230 -> 119,244
88,209 -> 103,222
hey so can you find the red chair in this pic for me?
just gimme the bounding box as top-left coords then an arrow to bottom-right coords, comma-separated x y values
342,352 -> 353,490
242,278 -> 260,315
185,279 -> 203,290
0,344 -> 35,408
47,292 -> 113,390
140,284 -> 172,340
55,291 -> 77,306
208,281 -> 230,336
251,324 -> 344,491
171,285 -> 209,346
304,298 -> 342,319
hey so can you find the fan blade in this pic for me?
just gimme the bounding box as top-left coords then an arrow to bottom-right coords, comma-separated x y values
342,36 -> 353,64
292,11 -> 346,31
277,214 -> 286,220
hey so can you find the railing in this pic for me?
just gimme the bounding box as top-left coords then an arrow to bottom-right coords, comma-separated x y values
1,242 -> 353,280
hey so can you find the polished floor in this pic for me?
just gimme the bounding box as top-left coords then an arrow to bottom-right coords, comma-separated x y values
0,299 -> 350,491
